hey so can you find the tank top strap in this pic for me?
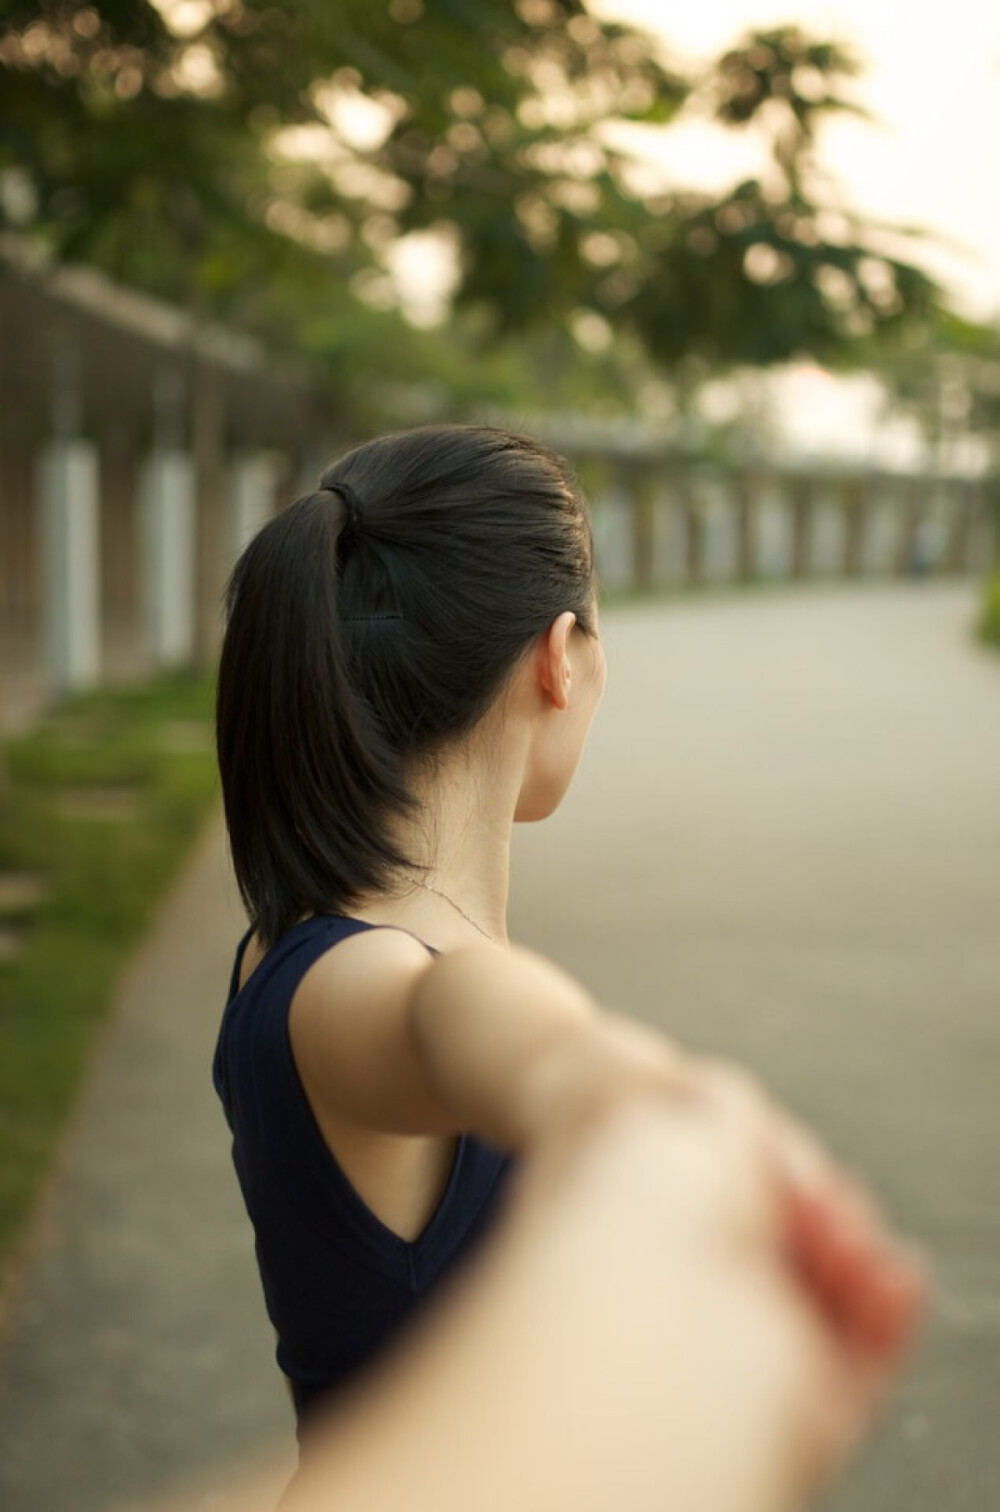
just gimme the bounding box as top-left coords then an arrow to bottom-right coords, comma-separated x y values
226,914 -> 436,1010
232,914 -> 379,1001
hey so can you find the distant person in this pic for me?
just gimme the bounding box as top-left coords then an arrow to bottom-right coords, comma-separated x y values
212,425 -> 922,1469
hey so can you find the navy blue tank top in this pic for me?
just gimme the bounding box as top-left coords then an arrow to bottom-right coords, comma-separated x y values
212,914 -> 511,1428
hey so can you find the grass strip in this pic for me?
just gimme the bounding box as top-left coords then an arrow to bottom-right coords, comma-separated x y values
0,672 -> 219,1274
978,569 -> 1000,647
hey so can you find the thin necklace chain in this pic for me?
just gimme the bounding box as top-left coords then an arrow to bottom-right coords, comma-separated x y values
411,877 -> 500,945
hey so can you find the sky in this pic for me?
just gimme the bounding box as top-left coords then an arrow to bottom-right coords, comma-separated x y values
581,0 -> 1000,464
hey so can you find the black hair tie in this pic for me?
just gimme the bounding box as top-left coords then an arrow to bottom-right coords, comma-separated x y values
324,479 -> 364,535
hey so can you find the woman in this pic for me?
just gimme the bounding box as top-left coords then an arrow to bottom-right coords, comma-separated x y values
213,424 -> 919,1444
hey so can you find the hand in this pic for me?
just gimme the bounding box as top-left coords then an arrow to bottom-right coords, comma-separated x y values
690,1058 -> 927,1483
519,1014 -> 925,1380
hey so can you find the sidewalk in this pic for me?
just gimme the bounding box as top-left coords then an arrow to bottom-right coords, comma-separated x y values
0,815 -> 295,1512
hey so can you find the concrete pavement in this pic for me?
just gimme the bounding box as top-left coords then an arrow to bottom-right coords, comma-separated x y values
0,816 -> 295,1512
0,580 -> 997,1511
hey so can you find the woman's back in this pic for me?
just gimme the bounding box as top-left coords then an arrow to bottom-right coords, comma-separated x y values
213,915 -> 510,1429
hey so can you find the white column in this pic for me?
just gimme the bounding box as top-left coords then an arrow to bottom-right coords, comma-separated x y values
141,449 -> 196,666
652,488 -> 687,587
41,438 -> 101,693
808,488 -> 845,576
861,487 -> 902,574
699,477 -> 738,582
230,452 -> 278,560
754,483 -> 793,578
899,482 -> 945,575
591,480 -> 633,590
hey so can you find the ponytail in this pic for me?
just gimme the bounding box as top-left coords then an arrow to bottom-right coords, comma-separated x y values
216,491 -> 411,946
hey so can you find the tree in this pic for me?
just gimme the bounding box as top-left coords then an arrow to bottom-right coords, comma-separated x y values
864,303 -> 1000,471
0,2 -> 951,392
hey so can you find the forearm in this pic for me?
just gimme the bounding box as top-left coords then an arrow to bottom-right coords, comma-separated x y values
407,945 -> 687,1152
406,948 -> 925,1372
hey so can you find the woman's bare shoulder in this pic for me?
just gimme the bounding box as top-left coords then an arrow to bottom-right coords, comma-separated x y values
288,923 -> 451,1136
295,921 -> 434,1014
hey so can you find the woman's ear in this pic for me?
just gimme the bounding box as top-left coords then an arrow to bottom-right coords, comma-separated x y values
537,611 -> 577,711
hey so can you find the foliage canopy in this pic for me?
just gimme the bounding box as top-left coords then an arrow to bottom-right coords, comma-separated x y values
0,1 -> 949,396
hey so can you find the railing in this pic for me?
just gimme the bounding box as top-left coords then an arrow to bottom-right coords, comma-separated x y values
2,420 -> 996,736
570,459 -> 995,592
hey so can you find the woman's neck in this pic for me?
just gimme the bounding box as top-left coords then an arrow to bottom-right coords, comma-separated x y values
356,729 -> 525,951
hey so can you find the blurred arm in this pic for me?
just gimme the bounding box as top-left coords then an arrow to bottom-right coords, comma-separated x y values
282,1094 -> 924,1512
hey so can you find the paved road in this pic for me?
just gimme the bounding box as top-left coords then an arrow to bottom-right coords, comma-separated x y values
0,581 -> 997,1511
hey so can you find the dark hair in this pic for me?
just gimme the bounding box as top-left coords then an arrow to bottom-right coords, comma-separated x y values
216,424 -> 595,946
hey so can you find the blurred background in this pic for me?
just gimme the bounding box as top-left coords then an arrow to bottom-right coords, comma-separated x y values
0,2 -> 997,1510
